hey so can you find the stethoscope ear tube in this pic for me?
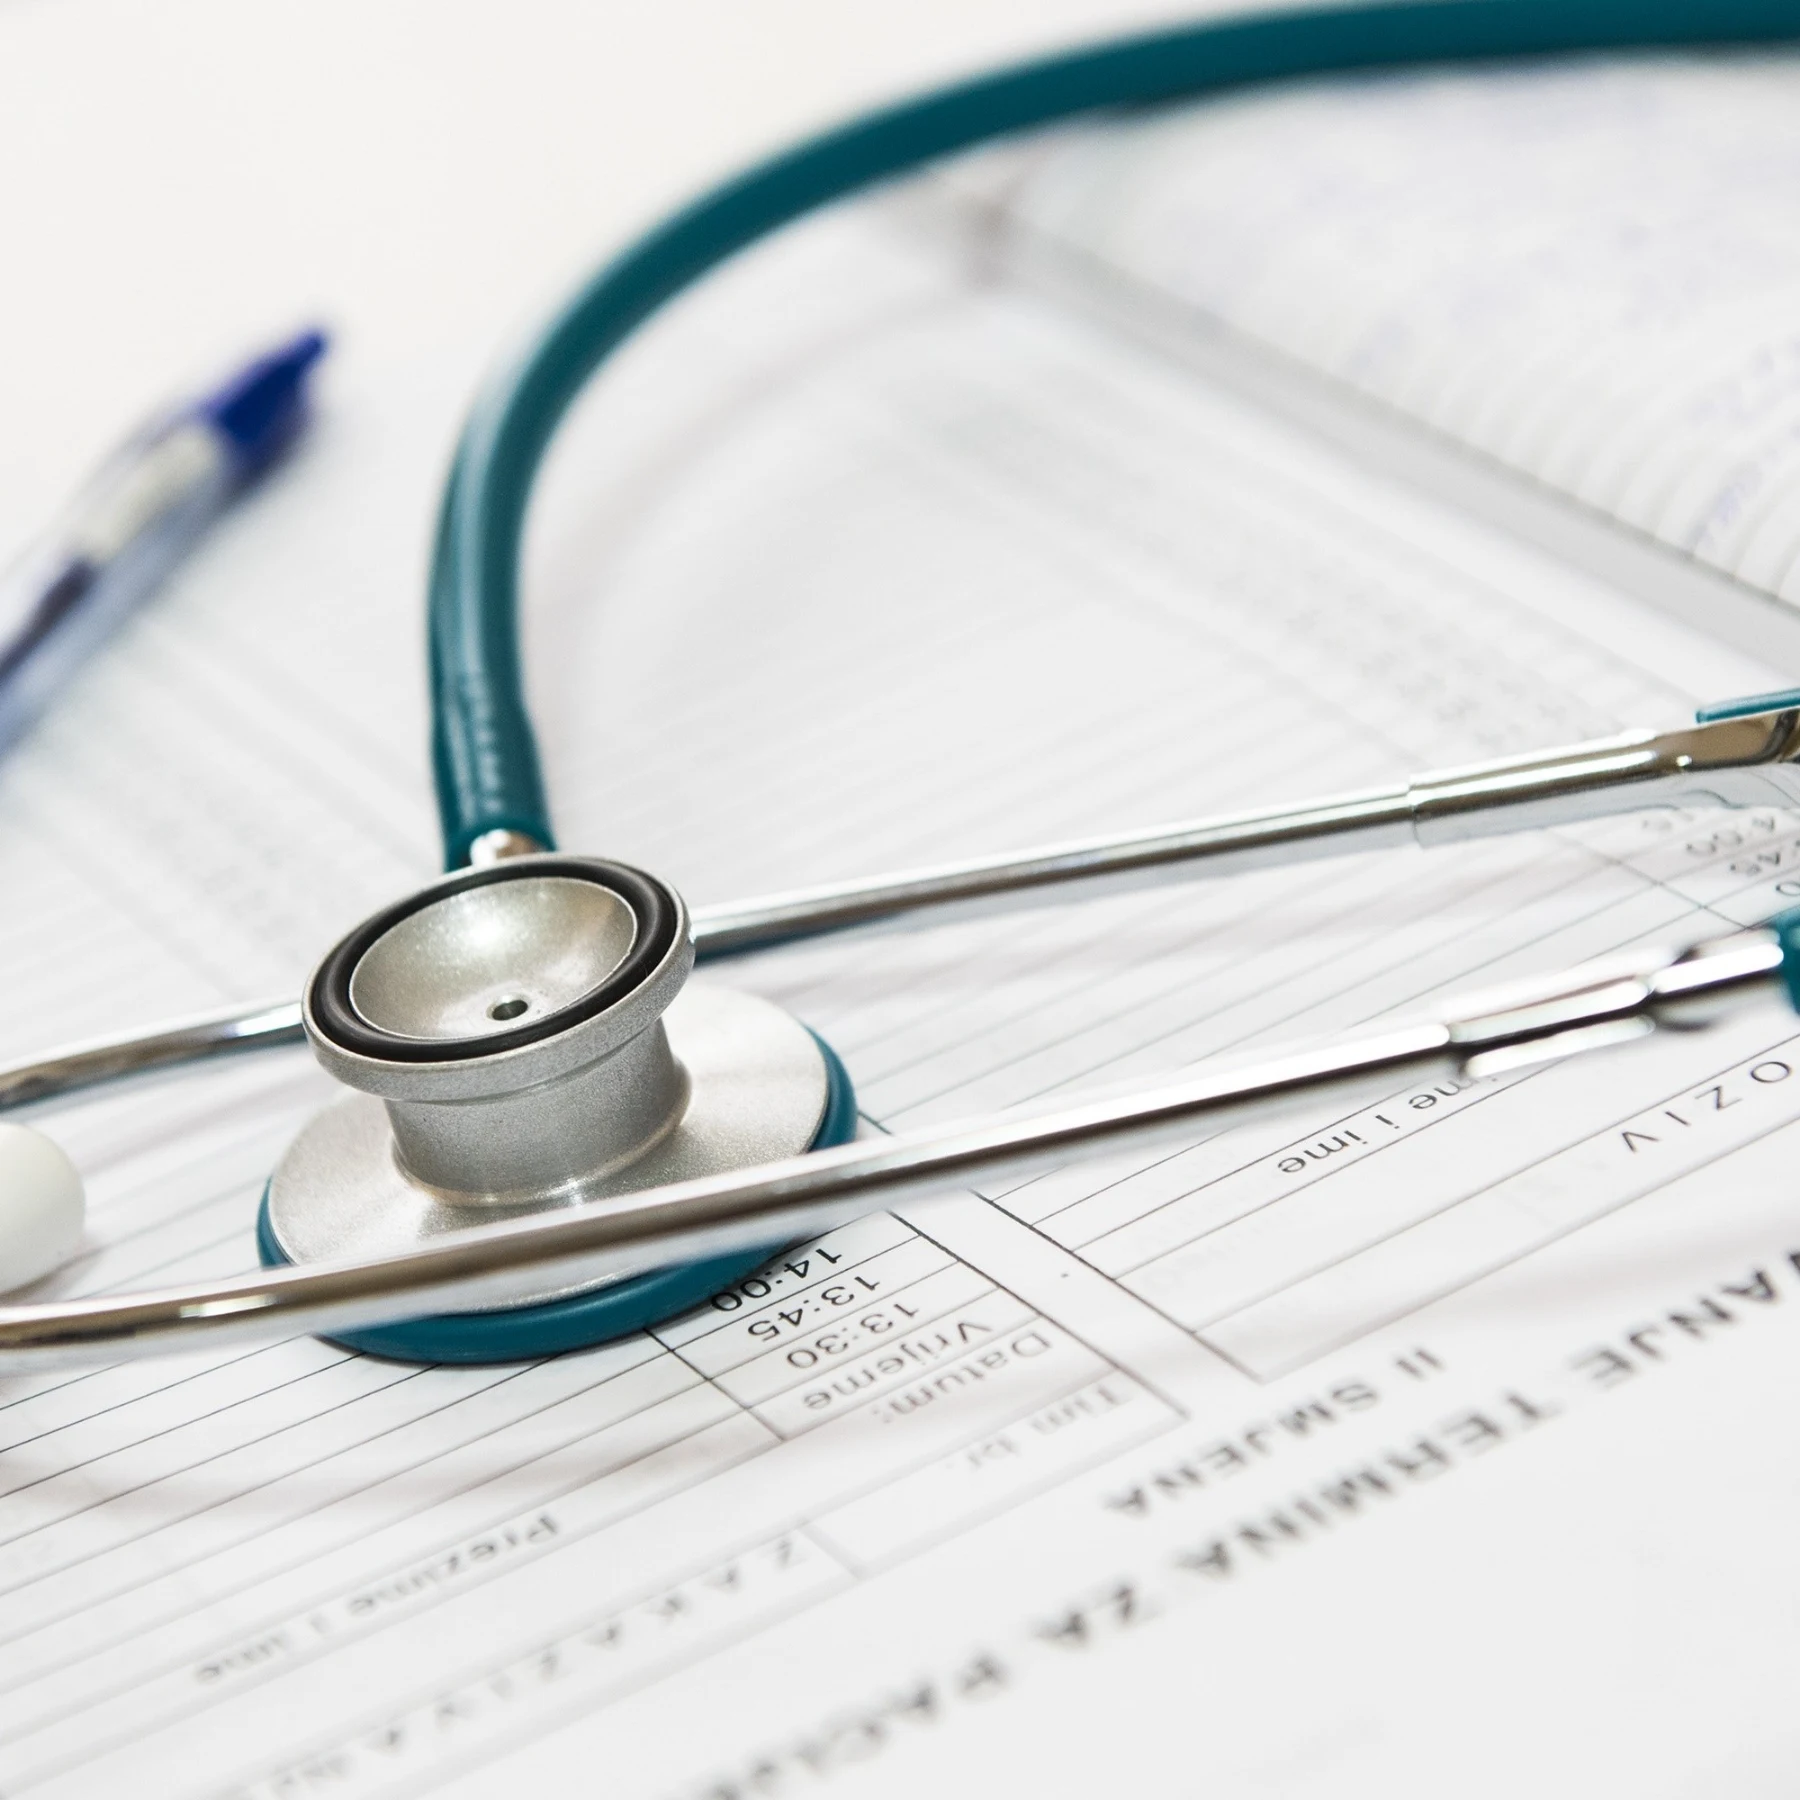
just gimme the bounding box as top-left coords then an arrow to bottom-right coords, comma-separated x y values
0,1000 -> 303,1111
424,0 -> 1800,872
0,920 -> 1784,1372
11,703 -> 1800,1107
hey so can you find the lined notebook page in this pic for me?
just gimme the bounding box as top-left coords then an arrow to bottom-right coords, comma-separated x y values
4,166 -> 1800,1800
997,53 -> 1800,605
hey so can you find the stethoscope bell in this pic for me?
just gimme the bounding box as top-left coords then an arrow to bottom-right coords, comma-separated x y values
259,855 -> 855,1363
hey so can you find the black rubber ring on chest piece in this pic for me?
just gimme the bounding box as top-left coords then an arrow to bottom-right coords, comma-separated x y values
307,857 -> 681,1064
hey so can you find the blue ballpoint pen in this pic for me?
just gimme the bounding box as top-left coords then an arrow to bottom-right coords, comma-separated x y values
0,328 -> 329,754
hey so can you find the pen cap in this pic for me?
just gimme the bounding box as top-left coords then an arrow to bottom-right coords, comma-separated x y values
195,328 -> 329,478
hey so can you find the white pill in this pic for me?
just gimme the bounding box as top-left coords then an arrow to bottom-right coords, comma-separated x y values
0,1123 -> 84,1293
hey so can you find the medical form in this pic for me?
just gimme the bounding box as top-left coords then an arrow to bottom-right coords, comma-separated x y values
3,49 -> 1800,1800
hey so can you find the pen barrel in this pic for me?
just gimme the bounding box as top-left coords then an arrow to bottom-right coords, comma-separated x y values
0,422 -> 232,755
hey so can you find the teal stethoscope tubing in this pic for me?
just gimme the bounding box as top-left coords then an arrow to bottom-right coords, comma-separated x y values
427,0 -> 1800,873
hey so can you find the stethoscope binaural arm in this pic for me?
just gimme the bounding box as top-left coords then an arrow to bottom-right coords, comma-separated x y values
692,693 -> 1800,955
0,1000 -> 303,1113
0,917 -> 1787,1373
4,694 -> 1798,1115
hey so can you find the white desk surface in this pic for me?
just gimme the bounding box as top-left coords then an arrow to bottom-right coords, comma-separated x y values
0,0 -> 1202,530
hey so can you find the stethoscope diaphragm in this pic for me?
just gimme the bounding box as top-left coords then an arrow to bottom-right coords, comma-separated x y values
258,856 -> 856,1361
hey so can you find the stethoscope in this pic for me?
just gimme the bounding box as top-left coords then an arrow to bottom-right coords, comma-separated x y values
2,0 -> 1799,1372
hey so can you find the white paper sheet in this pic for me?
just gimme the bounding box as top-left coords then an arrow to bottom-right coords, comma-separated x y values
5,86 -> 1800,1800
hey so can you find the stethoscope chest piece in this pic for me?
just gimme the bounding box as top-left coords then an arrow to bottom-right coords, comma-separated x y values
260,855 -> 855,1363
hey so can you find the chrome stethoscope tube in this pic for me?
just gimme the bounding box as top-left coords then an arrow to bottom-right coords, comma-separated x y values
10,696 -> 1800,1113
0,771 -> 1789,1372
692,704 -> 1800,952
0,929 -> 1781,1372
